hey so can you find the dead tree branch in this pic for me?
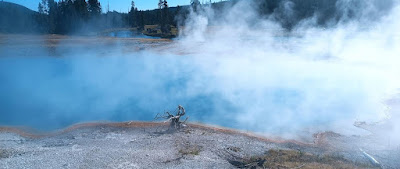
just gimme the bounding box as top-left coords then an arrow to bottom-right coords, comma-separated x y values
154,105 -> 188,130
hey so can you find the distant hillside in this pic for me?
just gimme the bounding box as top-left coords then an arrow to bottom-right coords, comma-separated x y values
0,1 -> 42,33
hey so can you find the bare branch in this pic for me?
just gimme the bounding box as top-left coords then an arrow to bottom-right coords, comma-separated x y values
154,105 -> 189,131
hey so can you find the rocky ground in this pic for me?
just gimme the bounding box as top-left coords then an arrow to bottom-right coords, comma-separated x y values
1,122 -> 398,169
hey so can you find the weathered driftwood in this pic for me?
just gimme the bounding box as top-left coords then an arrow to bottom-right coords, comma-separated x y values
155,105 -> 188,130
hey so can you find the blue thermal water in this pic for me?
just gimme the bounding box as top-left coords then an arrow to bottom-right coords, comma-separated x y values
0,53 -> 367,133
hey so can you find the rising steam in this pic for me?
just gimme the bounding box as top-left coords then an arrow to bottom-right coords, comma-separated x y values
0,0 -> 399,145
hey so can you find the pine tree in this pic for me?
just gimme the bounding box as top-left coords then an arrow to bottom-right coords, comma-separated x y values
190,0 -> 201,12
128,1 -> 138,27
74,0 -> 88,20
38,0 -> 49,14
88,0 -> 101,17
159,0 -> 169,34
38,0 -> 57,33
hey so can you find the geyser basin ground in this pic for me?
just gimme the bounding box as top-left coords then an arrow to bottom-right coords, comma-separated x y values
0,121 -> 397,168
0,33 -> 399,168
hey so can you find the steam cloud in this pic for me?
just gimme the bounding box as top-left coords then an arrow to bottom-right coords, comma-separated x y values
0,0 -> 399,145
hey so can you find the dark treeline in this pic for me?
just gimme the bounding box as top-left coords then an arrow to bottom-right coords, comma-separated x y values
255,0 -> 394,29
37,0 -> 122,34
209,0 -> 393,29
0,0 -> 394,35
35,0 -> 189,34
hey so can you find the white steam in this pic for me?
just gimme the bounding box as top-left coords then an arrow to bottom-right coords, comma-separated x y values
175,0 -> 400,139
0,0 -> 399,145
